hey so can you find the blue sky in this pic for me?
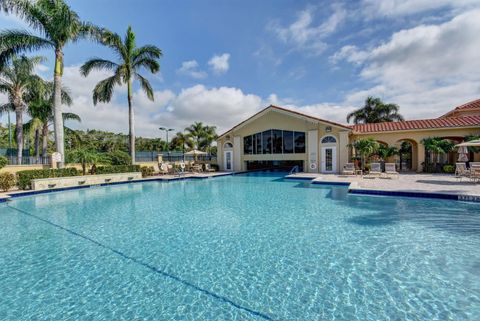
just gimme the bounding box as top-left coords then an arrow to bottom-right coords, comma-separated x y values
1,0 -> 480,137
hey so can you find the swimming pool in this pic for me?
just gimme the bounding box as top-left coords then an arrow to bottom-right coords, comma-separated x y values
1,172 -> 479,320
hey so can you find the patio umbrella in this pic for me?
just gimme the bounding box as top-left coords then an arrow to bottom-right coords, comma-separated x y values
457,146 -> 469,162
185,149 -> 207,161
456,139 -> 480,147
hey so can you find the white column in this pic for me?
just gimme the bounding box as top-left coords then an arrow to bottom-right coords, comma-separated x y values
233,136 -> 242,171
338,131 -> 349,173
307,130 -> 318,173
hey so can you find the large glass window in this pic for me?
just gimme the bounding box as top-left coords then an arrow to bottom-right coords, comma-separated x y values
255,133 -> 262,155
243,135 -> 253,154
272,130 -> 283,154
294,131 -> 306,153
243,129 -> 305,154
262,130 -> 272,154
283,131 -> 293,154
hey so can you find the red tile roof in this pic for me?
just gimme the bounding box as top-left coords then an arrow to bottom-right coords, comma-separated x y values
441,98 -> 480,117
352,115 -> 480,133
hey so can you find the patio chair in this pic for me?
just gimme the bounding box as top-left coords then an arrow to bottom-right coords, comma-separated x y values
366,163 -> 382,178
470,162 -> 480,168
470,165 -> 480,183
204,163 -> 216,172
455,163 -> 469,180
159,163 -> 169,175
385,163 -> 399,178
342,163 -> 355,175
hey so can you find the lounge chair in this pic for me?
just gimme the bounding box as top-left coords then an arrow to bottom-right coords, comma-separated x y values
366,162 -> 382,178
159,163 -> 169,175
385,163 -> 399,178
204,163 -> 216,172
470,165 -> 480,183
455,163 -> 469,180
342,163 -> 355,175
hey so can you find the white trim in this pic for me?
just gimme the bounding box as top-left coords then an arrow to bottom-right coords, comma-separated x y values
321,146 -> 337,173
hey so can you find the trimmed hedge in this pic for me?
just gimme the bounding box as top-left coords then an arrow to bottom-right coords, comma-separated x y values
17,168 -> 79,190
0,156 -> 7,169
95,165 -> 141,175
141,166 -> 155,178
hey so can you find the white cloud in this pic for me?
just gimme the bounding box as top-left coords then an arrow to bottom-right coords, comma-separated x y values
332,9 -> 480,119
269,4 -> 346,56
208,53 -> 230,74
361,0 -> 480,17
176,60 -> 207,79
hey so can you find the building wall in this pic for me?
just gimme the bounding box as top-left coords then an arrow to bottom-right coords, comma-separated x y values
351,126 -> 480,172
217,109 -> 350,172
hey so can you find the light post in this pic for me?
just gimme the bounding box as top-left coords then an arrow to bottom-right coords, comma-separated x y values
159,127 -> 174,159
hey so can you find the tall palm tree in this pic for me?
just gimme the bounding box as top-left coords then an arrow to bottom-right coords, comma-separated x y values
0,55 -> 44,163
185,122 -> 206,150
0,0 -> 99,167
80,26 -> 162,163
347,96 -> 404,124
170,132 -> 193,152
352,138 -> 380,170
199,125 -> 217,153
26,80 -> 76,158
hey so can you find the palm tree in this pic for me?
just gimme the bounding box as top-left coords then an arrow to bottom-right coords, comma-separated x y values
0,55 -> 44,163
170,132 -> 193,152
25,80 -> 74,158
352,138 -> 380,170
199,125 -> 217,153
347,96 -> 404,124
186,122 -> 206,150
80,26 -> 162,163
421,137 -> 455,172
0,0 -> 99,167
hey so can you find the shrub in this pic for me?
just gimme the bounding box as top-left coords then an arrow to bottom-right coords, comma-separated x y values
107,150 -> 132,165
95,165 -> 141,175
0,156 -> 7,169
0,172 -> 16,192
443,164 -> 455,173
16,168 -> 79,190
141,166 -> 155,177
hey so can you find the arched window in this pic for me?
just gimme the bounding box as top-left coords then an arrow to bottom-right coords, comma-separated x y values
321,136 -> 337,144
224,142 -> 233,149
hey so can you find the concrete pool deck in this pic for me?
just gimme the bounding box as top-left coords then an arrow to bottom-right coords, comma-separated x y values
286,172 -> 480,201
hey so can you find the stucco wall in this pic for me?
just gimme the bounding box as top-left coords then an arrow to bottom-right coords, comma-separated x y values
217,108 -> 350,172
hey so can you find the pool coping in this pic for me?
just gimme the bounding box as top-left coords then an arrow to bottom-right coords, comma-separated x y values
284,176 -> 480,203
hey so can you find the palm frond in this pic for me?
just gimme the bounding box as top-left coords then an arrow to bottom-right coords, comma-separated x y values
132,45 -> 162,64
0,0 -> 48,35
99,29 -> 125,59
0,102 -> 14,114
60,86 -> 73,106
134,73 -> 154,101
92,74 -> 121,105
0,29 -> 54,67
80,58 -> 118,76
133,57 -> 160,73
62,112 -> 81,122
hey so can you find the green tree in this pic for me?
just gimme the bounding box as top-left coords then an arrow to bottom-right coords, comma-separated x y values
25,80 -> 75,158
347,96 -> 404,124
352,138 -> 380,170
421,137 -> 455,171
199,125 -> 218,153
170,132 -> 194,152
0,55 -> 44,163
376,145 -> 398,161
185,122 -> 205,150
0,0 -> 99,167
80,26 -> 162,163
66,148 -> 102,175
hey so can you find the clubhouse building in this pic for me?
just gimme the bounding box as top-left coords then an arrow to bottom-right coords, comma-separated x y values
217,99 -> 480,173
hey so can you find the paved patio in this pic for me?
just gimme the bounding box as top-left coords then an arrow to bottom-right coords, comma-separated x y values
286,172 -> 480,199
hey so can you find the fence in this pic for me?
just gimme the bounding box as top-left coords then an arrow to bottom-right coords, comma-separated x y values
4,156 -> 51,165
135,151 -> 216,163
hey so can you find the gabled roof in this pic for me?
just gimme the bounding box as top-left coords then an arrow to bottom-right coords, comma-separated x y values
352,115 -> 480,134
218,105 -> 351,139
440,98 -> 480,118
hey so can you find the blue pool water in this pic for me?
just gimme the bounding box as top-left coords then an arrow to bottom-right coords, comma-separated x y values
1,172 -> 479,320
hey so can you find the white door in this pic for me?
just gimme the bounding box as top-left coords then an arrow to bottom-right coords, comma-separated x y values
224,151 -> 233,171
321,147 -> 336,173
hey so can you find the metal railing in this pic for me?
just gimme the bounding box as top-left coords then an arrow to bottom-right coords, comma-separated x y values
289,165 -> 300,175
5,156 -> 51,165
